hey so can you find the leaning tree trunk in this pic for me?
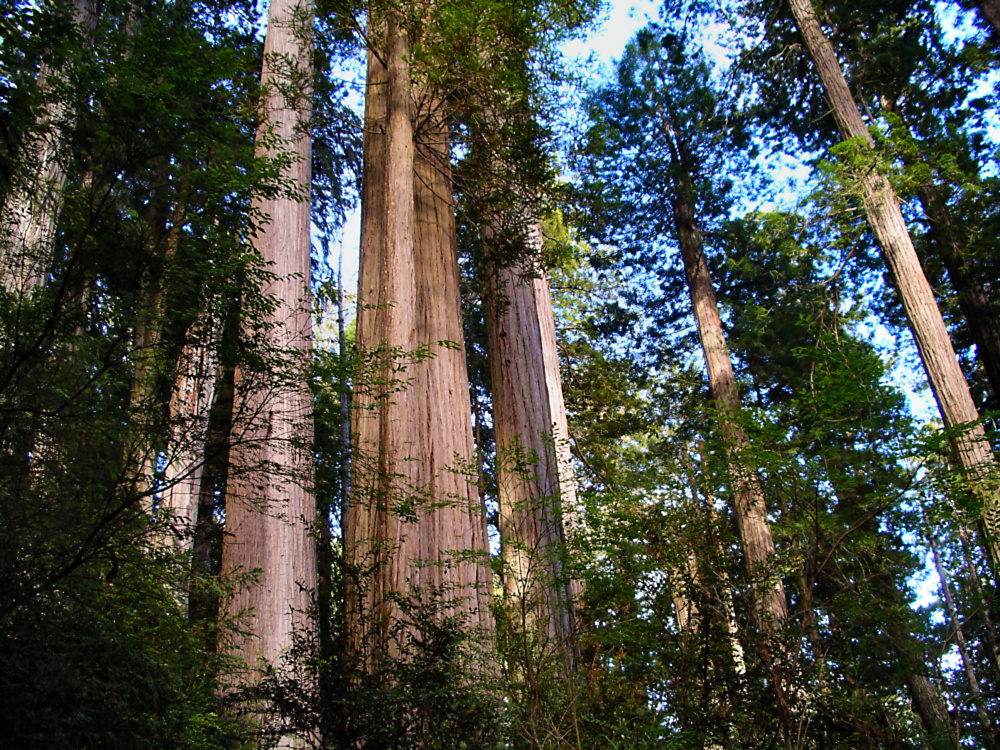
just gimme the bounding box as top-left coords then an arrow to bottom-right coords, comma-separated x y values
347,21 -> 491,659
915,184 -> 1000,406
877,97 -> 1000,408
484,225 -> 581,660
1,0 -> 100,293
787,0 -> 1000,579
221,0 -> 317,677
670,174 -> 788,630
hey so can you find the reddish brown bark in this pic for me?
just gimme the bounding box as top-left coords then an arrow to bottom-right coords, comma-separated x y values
484,226 -> 580,655
160,333 -> 218,549
675,194 -> 788,628
657,99 -> 788,629
221,0 -> 317,673
348,21 -> 492,658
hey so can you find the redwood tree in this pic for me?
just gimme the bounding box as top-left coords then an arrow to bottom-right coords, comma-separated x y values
785,0 -> 1000,578
222,0 -> 318,672
484,225 -> 581,652
580,29 -> 789,630
347,16 -> 492,657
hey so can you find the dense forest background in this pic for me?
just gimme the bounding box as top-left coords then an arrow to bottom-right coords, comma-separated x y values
2,0 -> 1000,747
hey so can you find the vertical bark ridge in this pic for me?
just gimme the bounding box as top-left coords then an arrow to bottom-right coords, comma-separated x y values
160,334 -> 218,551
484,225 -> 580,656
222,0 -> 316,675
348,20 -> 492,659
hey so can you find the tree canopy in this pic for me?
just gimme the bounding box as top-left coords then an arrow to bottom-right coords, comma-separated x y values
1,0 -> 999,747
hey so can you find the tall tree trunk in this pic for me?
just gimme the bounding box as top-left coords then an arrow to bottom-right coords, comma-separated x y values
904,670 -> 957,747
337,239 -> 350,538
348,21 -> 491,659
914,184 -> 1000,406
1,0 -> 100,293
160,332 -> 217,550
787,0 -> 1000,578
221,0 -> 317,677
189,354 -> 236,625
484,225 -> 580,661
877,96 -> 1000,408
671,181 -> 788,629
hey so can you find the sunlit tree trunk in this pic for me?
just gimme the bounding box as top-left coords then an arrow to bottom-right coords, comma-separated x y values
661,122 -> 788,628
915,184 -> 1000,406
787,0 -> 1000,579
221,0 -> 317,677
348,20 -> 491,658
1,0 -> 100,293
160,333 -> 218,550
484,226 -> 580,659
876,96 -> 1000,408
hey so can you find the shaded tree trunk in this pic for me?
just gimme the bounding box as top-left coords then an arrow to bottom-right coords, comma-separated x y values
975,0 -> 1000,36
189,354 -> 236,625
221,0 -> 317,675
338,241 -> 350,538
1,0 -> 100,293
484,226 -> 580,660
160,332 -> 218,550
787,0 -> 1000,578
905,673 -> 957,748
347,21 -> 491,658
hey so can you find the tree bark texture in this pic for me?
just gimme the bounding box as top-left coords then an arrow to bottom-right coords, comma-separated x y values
787,0 -> 1000,577
0,0 -> 100,293
348,24 -> 491,658
484,228 -> 581,655
904,673 -> 957,748
674,189 -> 789,629
221,0 -> 317,674
915,184 -> 1000,406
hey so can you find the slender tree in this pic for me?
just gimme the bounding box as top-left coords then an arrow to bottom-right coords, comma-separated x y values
785,0 -> 1000,577
581,29 -> 788,629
